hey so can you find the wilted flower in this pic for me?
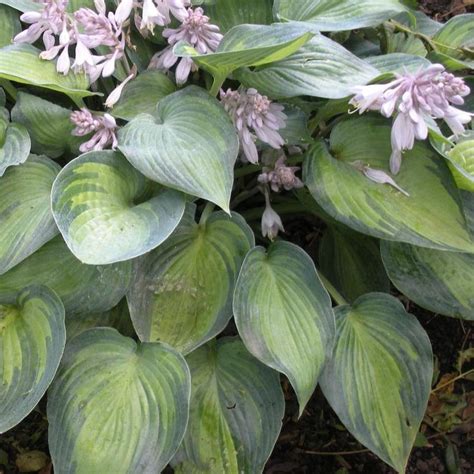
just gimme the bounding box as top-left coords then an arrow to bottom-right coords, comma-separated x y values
220,88 -> 287,164
149,7 -> 222,85
258,153 -> 303,192
352,161 -> 409,197
70,108 -> 118,152
350,64 -> 472,174
261,190 -> 284,240
139,0 -> 190,32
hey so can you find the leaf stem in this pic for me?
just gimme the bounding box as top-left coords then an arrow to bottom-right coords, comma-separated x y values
317,272 -> 348,306
0,79 -> 17,101
209,74 -> 226,97
199,202 -> 215,226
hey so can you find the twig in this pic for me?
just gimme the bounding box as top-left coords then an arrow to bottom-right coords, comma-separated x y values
431,369 -> 474,393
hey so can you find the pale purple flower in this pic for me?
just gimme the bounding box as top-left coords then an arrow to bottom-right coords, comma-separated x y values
139,0 -> 190,32
105,70 -> 136,108
261,190 -> 284,241
352,161 -> 409,197
220,88 -> 287,164
258,153 -> 303,192
71,108 -> 118,152
14,0 -> 69,48
149,7 -> 222,84
350,64 -> 472,174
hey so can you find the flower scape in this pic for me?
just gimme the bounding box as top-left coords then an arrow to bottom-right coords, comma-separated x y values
0,0 -> 472,472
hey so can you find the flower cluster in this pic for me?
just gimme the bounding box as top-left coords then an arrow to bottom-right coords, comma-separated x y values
138,0 -> 190,33
258,152 -> 303,192
149,7 -> 222,84
15,0 -> 132,81
350,64 -> 472,174
70,108 -> 118,152
220,88 -> 287,164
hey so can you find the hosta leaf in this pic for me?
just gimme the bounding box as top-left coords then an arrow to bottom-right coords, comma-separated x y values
446,139 -> 474,192
118,86 -> 238,211
51,150 -> 185,265
47,328 -> 190,474
206,0 -> 273,32
171,338 -> 284,474
0,0 -> 39,12
0,236 -> 132,315
320,293 -> 433,473
111,70 -> 176,121
381,241 -> 474,320
11,92 -> 81,159
274,0 -> 408,31
236,34 -> 379,100
173,23 -> 313,84
365,53 -> 430,74
303,116 -> 474,253
128,207 -> 254,354
0,155 -> 60,275
65,300 -> 134,341
319,226 -> 390,302
233,241 -> 335,413
280,104 -> 311,145
0,44 -> 92,98
0,5 -> 20,48
431,14 -> 474,69
0,285 -> 65,433
0,121 -> 31,176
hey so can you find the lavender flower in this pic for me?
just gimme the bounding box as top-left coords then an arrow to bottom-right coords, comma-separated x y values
149,7 -> 222,85
139,0 -> 190,32
71,108 -> 118,152
14,0 -> 69,48
258,153 -> 303,192
261,190 -> 284,241
350,64 -> 472,174
220,88 -> 287,164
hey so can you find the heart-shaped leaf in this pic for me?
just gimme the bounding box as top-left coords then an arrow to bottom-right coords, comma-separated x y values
274,0 -> 408,31
173,23 -> 313,87
11,92 -> 81,158
0,4 -> 20,48
0,285 -> 65,433
233,241 -> 335,413
171,338 -> 284,474
0,119 -> 31,176
381,241 -> 474,320
206,0 -> 273,32
65,300 -> 135,341
303,116 -> 474,253
51,150 -> 185,265
236,34 -> 379,99
0,44 -> 92,98
111,70 -> 176,121
128,206 -> 254,354
320,293 -> 433,473
118,86 -> 238,211
0,236 -> 132,315
47,328 -> 190,473
0,155 -> 60,274
319,226 -> 390,302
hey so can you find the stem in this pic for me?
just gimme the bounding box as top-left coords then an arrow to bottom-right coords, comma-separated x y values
209,74 -> 226,97
297,447 -> 370,456
317,272 -> 348,306
431,369 -> 474,393
231,187 -> 261,209
0,80 -> 17,101
234,164 -> 262,178
70,96 -> 87,109
240,202 -> 308,221
388,20 -> 438,51
199,202 -> 215,226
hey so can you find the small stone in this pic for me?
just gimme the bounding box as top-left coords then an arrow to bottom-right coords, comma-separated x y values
16,451 -> 49,473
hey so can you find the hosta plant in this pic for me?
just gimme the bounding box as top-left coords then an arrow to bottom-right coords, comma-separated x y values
0,0 -> 473,472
